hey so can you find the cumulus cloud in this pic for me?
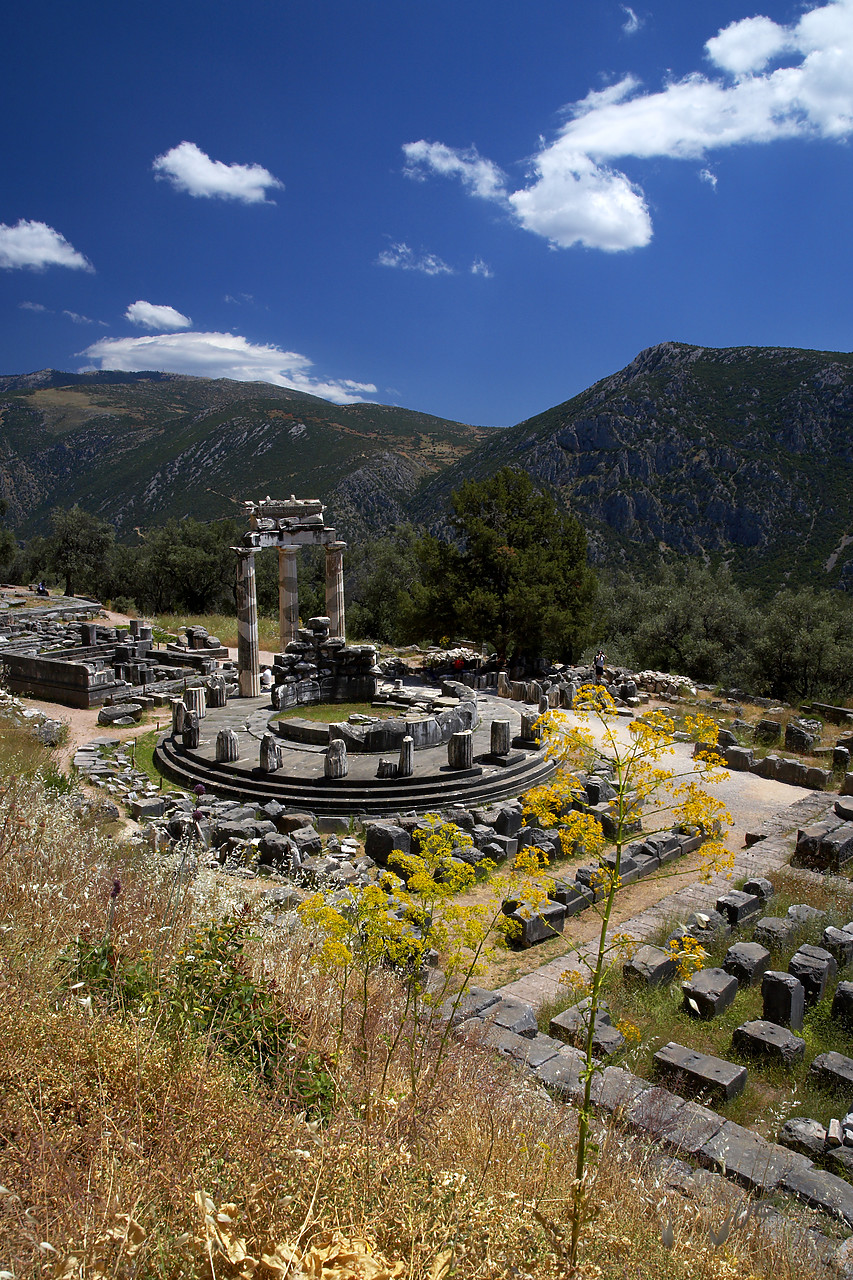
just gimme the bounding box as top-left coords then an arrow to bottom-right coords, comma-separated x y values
80,331 -> 376,405
0,219 -> 92,270
699,167 -> 718,188
152,141 -> 283,204
125,300 -> 192,330
471,258 -> 494,277
376,241 -> 454,274
403,0 -> 853,251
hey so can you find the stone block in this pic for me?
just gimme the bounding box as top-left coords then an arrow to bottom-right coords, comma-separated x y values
762,970 -> 805,1030
550,998 -> 625,1058
493,804 -> 523,837
625,1087 -> 687,1141
725,745 -> 755,771
587,1066 -> 648,1116
483,996 -> 539,1039
732,1019 -> 806,1065
547,881 -> 594,916
832,981 -> 853,1026
534,1047 -> 586,1103
777,1117 -> 827,1160
789,944 -> 837,1006
441,986 -> 500,1026
716,890 -> 762,927
752,916 -> 798,950
655,1099 -> 725,1156
742,877 -> 774,901
686,909 -> 730,942
723,941 -> 771,987
823,927 -> 853,967
755,719 -> 782,744
654,1041 -> 747,1103
291,825 -> 323,858
682,968 -> 739,1019
809,1051 -> 853,1094
364,822 -> 410,866
623,944 -> 677,987
783,758 -> 812,786
699,1122 -> 811,1194
505,899 -> 566,947
779,1166 -> 853,1228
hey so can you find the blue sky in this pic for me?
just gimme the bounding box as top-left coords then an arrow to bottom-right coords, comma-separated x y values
2,0 -> 852,425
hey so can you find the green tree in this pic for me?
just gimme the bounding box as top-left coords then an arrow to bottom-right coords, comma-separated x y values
404,468 -> 596,663
603,559 -> 759,684
750,586 -> 853,702
132,518 -> 240,614
47,505 -> 115,598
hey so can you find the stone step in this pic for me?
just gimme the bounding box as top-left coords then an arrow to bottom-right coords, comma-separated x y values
154,733 -> 556,816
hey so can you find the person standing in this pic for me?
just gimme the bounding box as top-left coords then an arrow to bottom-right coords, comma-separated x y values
594,649 -> 606,683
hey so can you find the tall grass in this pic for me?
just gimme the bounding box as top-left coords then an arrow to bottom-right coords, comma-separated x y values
0,728 -> 839,1278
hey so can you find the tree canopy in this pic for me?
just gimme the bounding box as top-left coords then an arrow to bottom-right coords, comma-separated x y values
403,468 -> 596,662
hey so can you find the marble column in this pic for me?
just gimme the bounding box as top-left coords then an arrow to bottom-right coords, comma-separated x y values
324,541 -> 346,640
236,549 -> 261,697
278,546 -> 299,651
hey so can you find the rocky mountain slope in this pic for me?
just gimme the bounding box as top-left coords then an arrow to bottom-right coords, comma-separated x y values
2,345 -> 852,592
0,369 -> 488,538
412,342 -> 853,591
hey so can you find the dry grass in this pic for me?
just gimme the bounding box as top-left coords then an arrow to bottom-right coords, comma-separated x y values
0,735 -> 843,1278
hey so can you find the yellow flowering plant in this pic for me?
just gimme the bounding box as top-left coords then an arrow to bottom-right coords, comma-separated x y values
524,683 -> 734,1268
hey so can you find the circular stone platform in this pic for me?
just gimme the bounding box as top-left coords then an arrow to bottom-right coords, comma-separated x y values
154,692 -> 555,817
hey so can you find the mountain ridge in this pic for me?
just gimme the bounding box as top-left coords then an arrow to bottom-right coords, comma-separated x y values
2,343 -> 852,591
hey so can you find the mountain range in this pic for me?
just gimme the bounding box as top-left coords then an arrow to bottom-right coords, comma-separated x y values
1,342 -> 852,591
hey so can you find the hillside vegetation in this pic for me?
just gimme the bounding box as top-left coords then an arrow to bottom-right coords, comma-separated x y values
414,342 -> 853,592
0,369 -> 488,538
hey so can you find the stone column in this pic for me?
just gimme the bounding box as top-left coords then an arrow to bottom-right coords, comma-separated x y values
519,713 -> 538,744
236,549 -> 261,697
325,739 -> 348,779
324,541 -> 346,640
182,711 -> 200,750
398,735 -> 414,777
491,719 -> 511,756
170,697 -> 186,737
260,733 -> 282,773
448,730 -> 473,770
278,546 -> 299,651
184,685 -> 206,719
215,728 -> 240,763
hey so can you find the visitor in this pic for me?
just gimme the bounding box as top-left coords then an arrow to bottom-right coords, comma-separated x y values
259,666 -> 274,689
594,649 -> 606,684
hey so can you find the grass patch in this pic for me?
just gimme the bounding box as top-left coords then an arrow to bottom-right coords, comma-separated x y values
273,701 -> 397,724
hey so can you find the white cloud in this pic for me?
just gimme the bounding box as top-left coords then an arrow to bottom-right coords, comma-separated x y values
699,167 -> 718,188
706,16 -> 792,76
152,141 -> 283,204
403,0 -> 853,251
79,331 -> 376,405
471,258 -> 494,277
63,310 -> 95,325
19,300 -> 51,312
125,300 -> 192,330
403,141 -> 506,199
0,220 -> 92,271
621,6 -> 642,36
509,151 -> 652,250
376,241 -> 454,275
